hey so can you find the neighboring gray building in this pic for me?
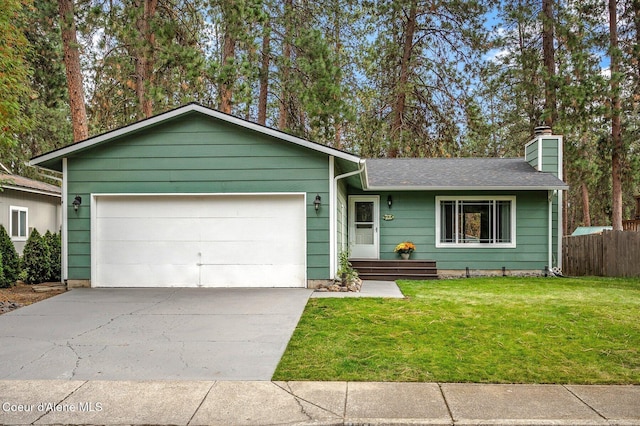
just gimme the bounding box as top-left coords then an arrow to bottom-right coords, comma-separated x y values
0,173 -> 62,254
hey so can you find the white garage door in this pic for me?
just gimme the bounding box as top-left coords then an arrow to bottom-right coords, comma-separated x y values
92,194 -> 306,288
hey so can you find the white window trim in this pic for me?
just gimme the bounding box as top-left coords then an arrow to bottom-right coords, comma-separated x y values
435,196 -> 516,248
9,205 -> 29,241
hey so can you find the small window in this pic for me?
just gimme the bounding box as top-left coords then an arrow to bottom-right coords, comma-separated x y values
436,197 -> 515,248
10,206 -> 28,240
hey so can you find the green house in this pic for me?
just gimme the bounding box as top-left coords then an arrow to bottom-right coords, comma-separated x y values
30,104 -> 568,288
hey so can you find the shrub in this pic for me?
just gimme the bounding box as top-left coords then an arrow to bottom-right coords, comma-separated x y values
44,230 -> 61,282
0,225 -> 19,286
22,229 -> 51,284
0,252 -> 6,289
337,250 -> 358,284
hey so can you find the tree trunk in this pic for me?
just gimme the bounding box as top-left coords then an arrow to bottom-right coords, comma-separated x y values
390,0 -> 417,157
609,0 -> 623,231
278,0 -> 293,130
134,0 -> 157,119
58,0 -> 88,142
258,21 -> 270,125
219,31 -> 235,114
542,0 -> 556,127
631,0 -> 640,97
581,182 -> 591,227
334,123 -> 342,150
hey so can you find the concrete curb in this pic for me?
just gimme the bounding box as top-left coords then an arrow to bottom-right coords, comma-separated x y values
1,381 -> 638,425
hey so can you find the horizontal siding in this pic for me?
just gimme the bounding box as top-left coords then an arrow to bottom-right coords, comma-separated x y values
67,113 -> 331,281
350,189 -> 551,271
541,139 -> 560,176
70,169 -> 329,183
526,140 -> 538,169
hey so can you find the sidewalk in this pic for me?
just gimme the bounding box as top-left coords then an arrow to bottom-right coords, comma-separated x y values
311,280 -> 405,298
1,380 -> 638,425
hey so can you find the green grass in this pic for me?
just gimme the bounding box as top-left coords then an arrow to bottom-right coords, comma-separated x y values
274,277 -> 640,384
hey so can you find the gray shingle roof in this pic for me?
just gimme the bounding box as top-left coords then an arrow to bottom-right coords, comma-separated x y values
0,173 -> 61,196
364,158 -> 568,190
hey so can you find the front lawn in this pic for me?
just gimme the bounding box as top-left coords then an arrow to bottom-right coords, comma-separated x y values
274,277 -> 640,384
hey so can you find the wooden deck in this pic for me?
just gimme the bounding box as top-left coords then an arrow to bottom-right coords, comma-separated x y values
349,259 -> 438,281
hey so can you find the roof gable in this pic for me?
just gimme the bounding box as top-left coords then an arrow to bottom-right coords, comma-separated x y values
30,103 -> 361,171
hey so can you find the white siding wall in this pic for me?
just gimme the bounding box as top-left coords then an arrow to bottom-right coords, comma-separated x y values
0,189 -> 61,254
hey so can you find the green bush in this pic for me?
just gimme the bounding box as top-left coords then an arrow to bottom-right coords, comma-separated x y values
22,229 -> 51,284
44,230 -> 61,282
0,252 -> 6,289
337,250 -> 358,284
0,225 -> 19,287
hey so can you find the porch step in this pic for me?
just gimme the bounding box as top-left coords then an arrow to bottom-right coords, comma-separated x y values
349,259 -> 438,281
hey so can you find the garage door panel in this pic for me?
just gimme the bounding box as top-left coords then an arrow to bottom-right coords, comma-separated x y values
98,241 -> 202,265
199,264 -> 305,287
198,217 -> 299,241
97,196 -> 213,218
96,264 -> 199,287
98,218 -> 200,242
93,194 -> 306,288
199,241 -> 305,265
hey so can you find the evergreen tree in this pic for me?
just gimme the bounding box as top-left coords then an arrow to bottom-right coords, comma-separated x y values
357,0 -> 489,158
44,230 -> 61,282
59,0 -> 89,141
0,253 -> 5,290
0,0 -> 33,149
3,0 -> 71,177
22,229 -> 50,285
83,0 -> 210,131
0,225 -> 20,287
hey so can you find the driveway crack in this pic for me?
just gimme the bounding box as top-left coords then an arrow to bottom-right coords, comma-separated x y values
65,341 -> 82,379
10,345 -> 57,377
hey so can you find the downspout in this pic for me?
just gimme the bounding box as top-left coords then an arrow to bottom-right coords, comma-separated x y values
62,158 -> 68,283
330,159 -> 365,279
548,190 -> 554,271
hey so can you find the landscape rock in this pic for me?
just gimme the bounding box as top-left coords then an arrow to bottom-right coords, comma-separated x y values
0,301 -> 23,314
314,277 -> 363,293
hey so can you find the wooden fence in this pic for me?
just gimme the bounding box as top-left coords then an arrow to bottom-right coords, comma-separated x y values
563,231 -> 640,277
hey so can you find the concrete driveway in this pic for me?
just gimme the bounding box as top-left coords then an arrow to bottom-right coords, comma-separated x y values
0,288 -> 312,380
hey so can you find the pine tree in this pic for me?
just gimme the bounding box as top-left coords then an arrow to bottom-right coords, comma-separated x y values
0,0 -> 33,148
59,0 -> 88,141
2,0 -> 72,178
357,0 -> 489,158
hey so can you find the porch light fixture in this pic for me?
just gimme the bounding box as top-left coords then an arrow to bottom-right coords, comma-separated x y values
72,195 -> 82,212
314,194 -> 322,212
387,195 -> 393,209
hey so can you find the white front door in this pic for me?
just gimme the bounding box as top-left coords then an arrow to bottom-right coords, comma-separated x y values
348,196 -> 379,258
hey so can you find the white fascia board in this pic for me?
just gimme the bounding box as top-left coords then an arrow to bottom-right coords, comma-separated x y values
363,185 -> 569,191
361,164 -> 371,189
30,104 -> 361,166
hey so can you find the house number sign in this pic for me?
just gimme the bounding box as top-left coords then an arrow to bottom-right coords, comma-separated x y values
383,214 -> 394,221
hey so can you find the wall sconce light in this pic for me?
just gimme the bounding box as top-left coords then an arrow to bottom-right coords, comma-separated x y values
72,195 -> 82,212
314,194 -> 321,212
387,195 -> 393,209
